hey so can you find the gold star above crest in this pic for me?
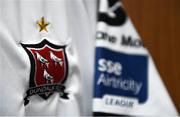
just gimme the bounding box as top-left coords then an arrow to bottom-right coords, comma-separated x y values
37,17 -> 50,32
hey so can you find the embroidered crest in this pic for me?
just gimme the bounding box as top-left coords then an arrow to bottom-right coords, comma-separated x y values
21,39 -> 69,106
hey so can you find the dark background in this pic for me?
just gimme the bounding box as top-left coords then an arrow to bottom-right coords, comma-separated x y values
123,0 -> 180,113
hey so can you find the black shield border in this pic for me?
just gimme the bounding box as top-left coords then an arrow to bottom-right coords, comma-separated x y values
21,39 -> 68,100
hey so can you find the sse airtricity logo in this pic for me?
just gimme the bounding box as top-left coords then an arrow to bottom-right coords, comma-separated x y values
94,47 -> 148,107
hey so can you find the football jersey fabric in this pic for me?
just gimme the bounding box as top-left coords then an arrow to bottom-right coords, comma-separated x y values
0,0 -> 85,116
0,0 -> 178,116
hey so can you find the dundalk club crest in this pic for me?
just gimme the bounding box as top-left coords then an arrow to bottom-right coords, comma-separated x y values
21,39 -> 69,106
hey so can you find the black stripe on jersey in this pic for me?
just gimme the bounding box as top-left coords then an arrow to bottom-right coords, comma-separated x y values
93,112 -> 130,116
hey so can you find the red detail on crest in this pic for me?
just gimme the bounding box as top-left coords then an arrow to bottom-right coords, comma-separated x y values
29,46 -> 66,86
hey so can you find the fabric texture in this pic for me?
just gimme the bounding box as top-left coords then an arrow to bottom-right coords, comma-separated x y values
0,0 -> 178,116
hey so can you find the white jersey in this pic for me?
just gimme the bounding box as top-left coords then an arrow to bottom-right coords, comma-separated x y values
0,0 -> 87,116
0,0 -> 178,116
